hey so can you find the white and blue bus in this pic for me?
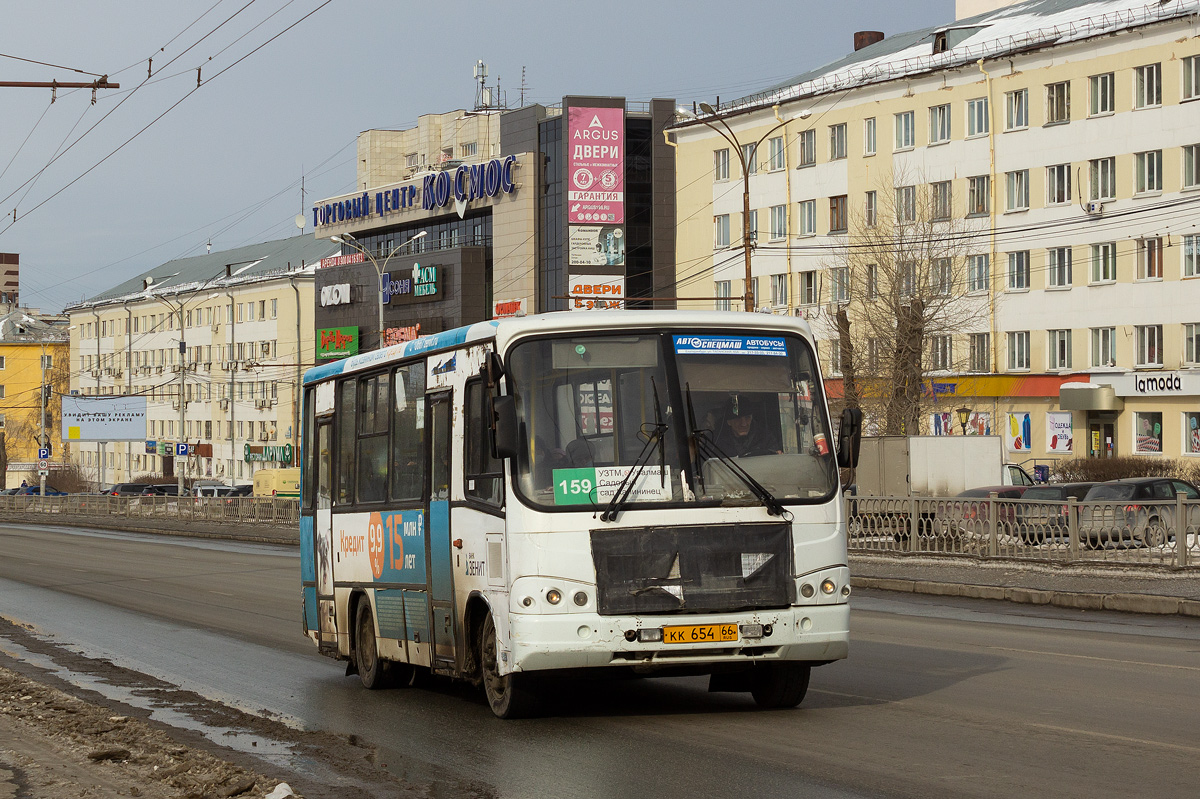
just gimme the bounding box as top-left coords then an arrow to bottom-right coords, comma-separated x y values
299,310 -> 861,717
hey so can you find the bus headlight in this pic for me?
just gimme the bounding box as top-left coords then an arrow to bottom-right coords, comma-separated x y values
573,591 -> 588,607
821,579 -> 837,595
800,583 -> 815,598
546,588 -> 563,605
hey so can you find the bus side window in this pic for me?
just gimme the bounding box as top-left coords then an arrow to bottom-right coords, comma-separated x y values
336,380 -> 356,505
356,373 -> 389,503
302,388 -> 314,509
391,363 -> 426,502
465,380 -> 504,506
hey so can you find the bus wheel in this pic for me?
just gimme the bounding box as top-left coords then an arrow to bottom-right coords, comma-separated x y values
480,614 -> 538,719
750,662 -> 811,709
354,600 -> 387,690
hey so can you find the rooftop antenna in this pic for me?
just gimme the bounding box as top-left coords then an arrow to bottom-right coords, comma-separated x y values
206,240 -> 212,254
294,173 -> 306,232
519,66 -> 527,107
474,60 -> 491,111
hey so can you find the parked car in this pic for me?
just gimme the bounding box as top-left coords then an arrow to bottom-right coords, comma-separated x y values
954,485 -> 1031,536
14,484 -> 67,496
191,483 -> 230,498
1080,477 -> 1200,548
1014,482 -> 1099,544
1,487 -> 20,495
108,482 -> 148,496
141,484 -> 182,496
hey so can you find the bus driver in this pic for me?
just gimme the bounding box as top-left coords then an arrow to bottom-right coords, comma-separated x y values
713,394 -> 783,457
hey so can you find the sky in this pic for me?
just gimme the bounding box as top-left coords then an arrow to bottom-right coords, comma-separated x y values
0,0 -> 954,313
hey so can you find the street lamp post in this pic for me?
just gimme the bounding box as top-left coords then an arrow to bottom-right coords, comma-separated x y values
680,103 -> 808,312
330,230 -> 427,349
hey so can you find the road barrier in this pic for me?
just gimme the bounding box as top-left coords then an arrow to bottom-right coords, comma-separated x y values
847,493 -> 1198,568
0,495 -> 300,527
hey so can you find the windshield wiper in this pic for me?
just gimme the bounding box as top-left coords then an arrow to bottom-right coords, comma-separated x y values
684,383 -> 785,517
600,378 -> 667,522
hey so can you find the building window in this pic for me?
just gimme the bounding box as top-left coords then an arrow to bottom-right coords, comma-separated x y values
1136,150 -> 1163,193
1092,327 -> 1116,367
715,280 -> 732,311
1186,324 -> 1200,365
1090,157 -> 1116,200
1005,89 -> 1028,130
967,175 -> 990,215
0,356 -> 4,369
714,148 -> 730,181
1185,234 -> 1200,277
1046,81 -> 1071,124
968,254 -> 990,293
864,191 -> 877,227
831,266 -> 850,303
829,340 -> 842,376
829,123 -> 847,160
41,354 -> 53,369
1090,242 -> 1117,282
1136,325 -> 1163,367
931,181 -> 952,220
898,262 -> 916,298
798,200 -> 816,235
829,195 -> 847,233
799,272 -> 817,305
966,97 -> 989,137
0,386 -> 4,399
1135,63 -> 1162,108
866,264 -> 879,300
769,204 -> 787,239
714,214 -> 730,248
1007,251 -> 1030,290
1089,73 -> 1115,115
928,104 -> 951,144
933,258 -> 952,295
459,142 -> 477,158
1185,144 -> 1200,189
1006,169 -> 1029,211
1185,56 -> 1200,101
270,298 -> 277,319
1047,164 -> 1071,205
405,153 -> 419,168
895,186 -> 915,223
1007,331 -> 1030,370
970,333 -> 990,372
1048,247 -> 1072,288
770,273 -> 788,306
894,111 -> 914,150
768,136 -> 785,171
863,117 -> 877,155
798,129 -> 816,167
1049,329 -> 1072,370
741,143 -> 757,175
931,336 -> 953,371
1138,237 -> 1164,280
867,338 -> 880,372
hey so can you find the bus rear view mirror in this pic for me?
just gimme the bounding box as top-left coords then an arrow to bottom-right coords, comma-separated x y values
836,407 -> 863,469
492,395 -> 519,460
485,351 -> 505,386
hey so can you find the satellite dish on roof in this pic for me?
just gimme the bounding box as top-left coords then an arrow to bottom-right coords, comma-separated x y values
294,214 -> 305,230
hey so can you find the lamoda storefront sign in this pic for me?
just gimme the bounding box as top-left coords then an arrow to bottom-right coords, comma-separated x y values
313,155 -> 517,228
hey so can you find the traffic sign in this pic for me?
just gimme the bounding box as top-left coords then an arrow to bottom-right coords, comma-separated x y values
37,459 -> 48,471
37,448 -> 50,460
38,469 -> 48,477
176,443 -> 189,457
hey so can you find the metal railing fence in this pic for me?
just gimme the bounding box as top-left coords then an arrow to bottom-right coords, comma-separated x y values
847,493 -> 1198,568
0,495 -> 300,526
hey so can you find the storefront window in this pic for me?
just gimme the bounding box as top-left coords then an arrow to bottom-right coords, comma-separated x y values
1135,412 -> 1162,454
1185,412 -> 1200,455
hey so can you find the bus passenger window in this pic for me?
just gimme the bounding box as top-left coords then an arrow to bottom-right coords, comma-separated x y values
391,364 -> 425,502
356,374 -> 389,503
336,380 -> 356,505
465,381 -> 503,505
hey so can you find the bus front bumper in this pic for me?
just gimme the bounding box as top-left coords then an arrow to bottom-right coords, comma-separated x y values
505,604 -> 849,674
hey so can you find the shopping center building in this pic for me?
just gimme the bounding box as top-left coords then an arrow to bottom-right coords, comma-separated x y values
669,0 -> 1200,462
311,96 -> 677,350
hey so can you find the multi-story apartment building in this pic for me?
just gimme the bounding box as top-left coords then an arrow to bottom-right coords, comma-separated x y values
671,0 -> 1200,461
0,303 -> 69,487
65,235 -> 336,488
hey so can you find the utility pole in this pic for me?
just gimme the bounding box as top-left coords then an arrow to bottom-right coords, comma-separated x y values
39,344 -> 46,498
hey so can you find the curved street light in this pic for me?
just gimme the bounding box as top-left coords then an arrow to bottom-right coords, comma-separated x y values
330,230 -> 427,349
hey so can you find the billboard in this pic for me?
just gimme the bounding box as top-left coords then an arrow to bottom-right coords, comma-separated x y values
318,326 -> 359,359
567,107 -> 624,224
568,225 -> 625,267
568,274 -> 625,310
61,395 -> 148,442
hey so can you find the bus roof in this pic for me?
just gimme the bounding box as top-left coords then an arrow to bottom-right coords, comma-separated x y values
303,310 -> 816,386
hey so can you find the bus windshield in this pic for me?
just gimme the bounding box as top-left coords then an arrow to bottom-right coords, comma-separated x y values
506,330 -> 838,511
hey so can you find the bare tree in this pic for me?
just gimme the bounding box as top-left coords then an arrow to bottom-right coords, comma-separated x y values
822,171 -> 988,435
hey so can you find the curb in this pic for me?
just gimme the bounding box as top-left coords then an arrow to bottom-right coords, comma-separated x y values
853,576 -> 1196,617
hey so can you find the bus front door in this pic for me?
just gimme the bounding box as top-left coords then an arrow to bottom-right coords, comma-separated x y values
314,419 -> 337,654
427,392 -> 457,665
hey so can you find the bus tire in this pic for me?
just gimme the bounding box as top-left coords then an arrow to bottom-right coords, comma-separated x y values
480,614 -> 538,719
750,662 -> 811,709
354,600 -> 387,690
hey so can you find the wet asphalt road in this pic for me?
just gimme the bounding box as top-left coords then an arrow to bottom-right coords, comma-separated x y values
1,522 -> 1198,799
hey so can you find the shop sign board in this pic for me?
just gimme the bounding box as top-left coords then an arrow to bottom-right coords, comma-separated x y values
317,327 -> 359,359
1046,411 -> 1073,452
382,324 -> 422,346
318,252 -> 365,269
568,225 -> 625,267
61,396 -> 148,442
568,274 -> 625,310
492,298 -> 526,318
383,263 -> 439,304
320,283 -> 351,306
1091,371 -> 1196,397
567,107 -> 624,224
245,443 -> 294,463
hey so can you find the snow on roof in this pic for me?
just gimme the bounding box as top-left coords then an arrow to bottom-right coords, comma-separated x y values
705,0 -> 1199,118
